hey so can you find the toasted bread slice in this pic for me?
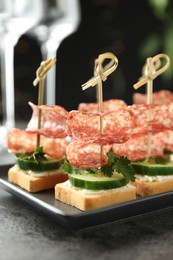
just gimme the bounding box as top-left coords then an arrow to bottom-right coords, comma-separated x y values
131,177 -> 173,197
55,181 -> 136,211
8,165 -> 68,192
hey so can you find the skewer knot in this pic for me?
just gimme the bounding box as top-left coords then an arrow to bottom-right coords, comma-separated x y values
133,53 -> 170,89
33,57 -> 57,86
81,52 -> 118,90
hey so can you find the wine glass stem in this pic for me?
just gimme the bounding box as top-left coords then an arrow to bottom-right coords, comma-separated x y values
41,43 -> 58,105
0,34 -> 15,130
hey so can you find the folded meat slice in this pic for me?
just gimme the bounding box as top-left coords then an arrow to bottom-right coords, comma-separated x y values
66,141 -> 111,168
127,103 -> 173,131
112,133 -> 165,161
7,129 -> 67,159
26,102 -> 68,138
67,109 -> 133,145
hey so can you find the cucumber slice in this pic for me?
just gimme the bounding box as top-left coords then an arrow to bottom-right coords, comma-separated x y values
132,161 -> 173,176
68,172 -> 128,190
16,157 -> 64,172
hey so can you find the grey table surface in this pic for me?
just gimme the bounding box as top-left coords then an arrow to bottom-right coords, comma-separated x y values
1,157 -> 173,260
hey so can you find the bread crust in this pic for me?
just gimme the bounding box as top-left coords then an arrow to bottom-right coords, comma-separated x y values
131,178 -> 173,197
55,181 -> 136,211
8,166 -> 68,192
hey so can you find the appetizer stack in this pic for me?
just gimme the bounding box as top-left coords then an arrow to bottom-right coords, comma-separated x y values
7,58 -> 69,192
55,53 -> 136,210
113,53 -> 173,197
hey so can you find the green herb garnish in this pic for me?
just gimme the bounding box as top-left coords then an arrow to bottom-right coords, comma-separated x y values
61,161 -> 85,175
101,150 -> 136,181
16,146 -> 46,164
61,149 -> 136,182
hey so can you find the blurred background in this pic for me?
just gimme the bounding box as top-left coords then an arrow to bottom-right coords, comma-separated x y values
1,0 -> 173,122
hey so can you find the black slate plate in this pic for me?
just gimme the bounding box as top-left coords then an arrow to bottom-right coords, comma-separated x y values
1,165 -> 173,230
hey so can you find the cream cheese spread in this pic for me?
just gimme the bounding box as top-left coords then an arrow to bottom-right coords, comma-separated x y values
135,174 -> 173,182
61,180 -> 135,195
13,165 -> 65,177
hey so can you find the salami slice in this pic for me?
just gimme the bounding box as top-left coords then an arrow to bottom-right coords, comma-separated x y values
66,141 -> 111,168
78,99 -> 127,113
112,133 -> 165,161
133,90 -> 173,104
7,128 -> 67,159
67,109 -> 133,145
26,102 -> 68,138
161,130 -> 173,153
127,103 -> 173,131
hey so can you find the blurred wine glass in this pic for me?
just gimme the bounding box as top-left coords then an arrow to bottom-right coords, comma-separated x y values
0,0 -> 42,153
28,0 -> 81,105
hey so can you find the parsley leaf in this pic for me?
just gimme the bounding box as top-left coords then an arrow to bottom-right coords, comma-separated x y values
113,156 -> 136,182
30,146 -> 45,162
60,160 -> 84,174
60,161 -> 73,173
101,150 -> 136,181
16,146 -> 46,164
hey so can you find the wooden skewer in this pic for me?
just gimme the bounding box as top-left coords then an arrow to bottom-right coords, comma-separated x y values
95,59 -> 104,162
146,57 -> 153,159
33,57 -> 57,148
